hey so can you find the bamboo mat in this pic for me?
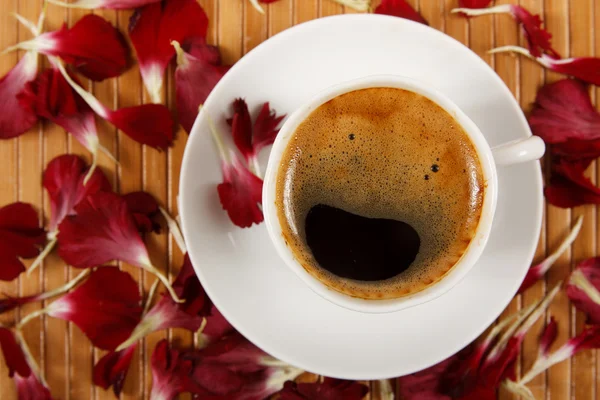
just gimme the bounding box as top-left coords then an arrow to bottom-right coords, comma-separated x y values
0,0 -> 596,399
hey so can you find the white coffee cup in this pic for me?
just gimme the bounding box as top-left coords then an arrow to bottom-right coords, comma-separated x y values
262,75 -> 544,314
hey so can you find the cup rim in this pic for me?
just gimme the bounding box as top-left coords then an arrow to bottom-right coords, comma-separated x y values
262,74 -> 498,314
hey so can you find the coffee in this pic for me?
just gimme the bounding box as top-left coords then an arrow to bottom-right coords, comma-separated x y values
275,87 -> 484,299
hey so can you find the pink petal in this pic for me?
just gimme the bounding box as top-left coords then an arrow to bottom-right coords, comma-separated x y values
374,0 -> 428,25
217,156 -> 264,228
93,344 -> 137,396
518,215 -> 583,293
57,191 -> 151,269
26,15 -> 128,81
43,154 -> 111,233
528,79 -> 600,144
173,38 -> 229,134
567,257 -> 600,324
149,340 -> 202,400
0,202 -> 46,281
0,52 -> 39,139
47,266 -> 142,350
128,0 -> 208,103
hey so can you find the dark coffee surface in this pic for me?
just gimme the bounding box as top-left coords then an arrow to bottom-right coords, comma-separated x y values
275,87 -> 484,299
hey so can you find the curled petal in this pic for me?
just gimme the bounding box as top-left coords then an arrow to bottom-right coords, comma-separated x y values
518,215 -> 582,292
375,0 -> 428,25
0,328 -> 31,377
172,38 -> 229,134
538,317 -> 558,358
230,98 -> 253,161
128,0 -> 209,103
0,202 -> 46,281
0,51 -> 39,139
93,344 -> 137,396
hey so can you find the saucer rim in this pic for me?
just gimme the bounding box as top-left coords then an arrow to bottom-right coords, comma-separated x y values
179,13 -> 544,379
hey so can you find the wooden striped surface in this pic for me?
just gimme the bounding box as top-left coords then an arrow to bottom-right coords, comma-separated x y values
0,0 -> 595,398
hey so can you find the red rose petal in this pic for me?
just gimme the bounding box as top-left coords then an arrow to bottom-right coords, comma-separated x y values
44,154 -> 111,233
107,104 -> 174,150
0,52 -> 39,139
279,378 -> 369,400
528,79 -> 600,144
0,202 -> 45,281
13,15 -> 128,81
46,266 -> 142,350
375,0 -> 428,25
129,0 -> 208,103
217,155 -> 264,228
567,257 -> 600,324
93,343 -> 137,396
48,0 -> 160,10
458,0 -> 492,7
57,191 -> 152,269
150,340 -> 202,399
554,138 -> 600,160
123,191 -> 162,234
0,328 -> 31,378
172,38 -> 229,134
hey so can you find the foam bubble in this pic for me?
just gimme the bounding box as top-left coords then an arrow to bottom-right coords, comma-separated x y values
275,87 -> 484,300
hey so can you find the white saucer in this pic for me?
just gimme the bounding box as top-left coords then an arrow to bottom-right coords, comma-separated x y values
179,14 -> 543,379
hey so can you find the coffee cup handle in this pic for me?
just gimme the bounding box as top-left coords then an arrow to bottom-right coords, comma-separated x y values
491,136 -> 545,166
